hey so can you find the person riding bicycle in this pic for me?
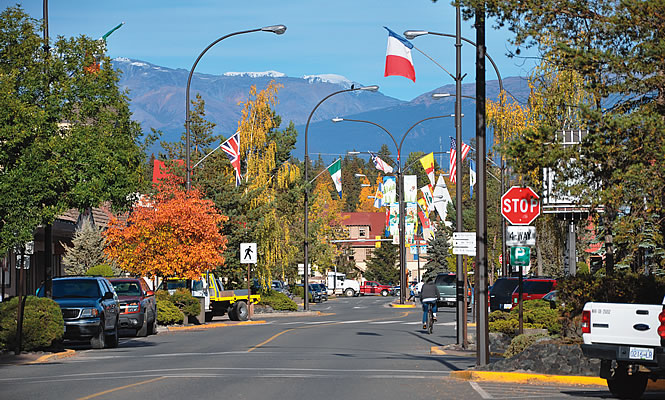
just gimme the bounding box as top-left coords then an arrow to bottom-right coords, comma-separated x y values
420,278 -> 440,329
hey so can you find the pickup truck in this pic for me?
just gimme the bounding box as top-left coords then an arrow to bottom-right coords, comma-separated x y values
159,272 -> 260,322
581,300 -> 665,399
359,281 -> 394,297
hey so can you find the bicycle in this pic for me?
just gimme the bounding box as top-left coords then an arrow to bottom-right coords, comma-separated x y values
423,301 -> 435,334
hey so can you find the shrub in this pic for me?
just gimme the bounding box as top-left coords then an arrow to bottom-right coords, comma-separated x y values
170,288 -> 201,317
85,264 -> 115,277
155,290 -> 171,302
0,296 -> 64,351
489,310 -> 511,322
488,300 -> 560,336
259,291 -> 298,311
156,299 -> 183,325
292,285 -> 304,298
504,333 -> 550,358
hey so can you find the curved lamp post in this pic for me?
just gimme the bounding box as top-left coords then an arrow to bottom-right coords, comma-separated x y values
332,115 -> 456,304
185,25 -> 287,191
303,85 -> 378,310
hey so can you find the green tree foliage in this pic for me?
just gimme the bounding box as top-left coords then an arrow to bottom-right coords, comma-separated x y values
62,218 -> 108,275
364,241 -> 399,284
463,0 -> 665,273
0,7 -> 146,255
423,221 -> 452,280
85,264 -> 115,277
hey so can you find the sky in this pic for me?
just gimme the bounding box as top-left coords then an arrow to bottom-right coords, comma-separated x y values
12,0 -> 539,102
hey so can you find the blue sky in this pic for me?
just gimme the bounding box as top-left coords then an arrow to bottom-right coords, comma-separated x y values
14,0 -> 538,101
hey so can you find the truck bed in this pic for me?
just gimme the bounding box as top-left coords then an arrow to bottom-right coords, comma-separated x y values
583,302 -> 662,347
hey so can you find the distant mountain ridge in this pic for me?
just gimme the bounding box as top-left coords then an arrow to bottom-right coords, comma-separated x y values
111,58 -> 529,158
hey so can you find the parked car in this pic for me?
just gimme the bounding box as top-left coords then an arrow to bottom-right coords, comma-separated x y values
489,277 -> 520,312
511,278 -> 558,307
359,281 -> 394,297
434,273 -> 471,307
109,278 -> 157,337
311,283 -> 328,301
271,280 -> 294,299
295,284 -> 322,303
38,276 -> 120,349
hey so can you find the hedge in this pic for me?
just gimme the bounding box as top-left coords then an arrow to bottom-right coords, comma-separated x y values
85,264 -> 115,277
258,291 -> 298,311
488,300 -> 560,336
156,298 -> 184,325
0,296 -> 64,351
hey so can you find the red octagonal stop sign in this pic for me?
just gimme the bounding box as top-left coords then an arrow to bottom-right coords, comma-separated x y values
501,186 -> 540,225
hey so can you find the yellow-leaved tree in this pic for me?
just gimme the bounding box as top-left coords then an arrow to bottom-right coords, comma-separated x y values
309,177 -> 347,276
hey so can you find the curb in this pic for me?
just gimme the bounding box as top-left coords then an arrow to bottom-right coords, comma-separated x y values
256,311 -> 323,318
390,304 -> 416,308
29,349 -> 77,364
450,370 -> 665,391
165,320 -> 267,331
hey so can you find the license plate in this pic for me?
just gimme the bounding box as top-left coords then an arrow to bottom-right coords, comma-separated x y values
502,303 -> 512,310
629,347 -> 654,360
444,297 -> 456,302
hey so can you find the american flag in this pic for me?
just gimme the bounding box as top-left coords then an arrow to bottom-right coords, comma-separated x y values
449,137 -> 470,183
221,132 -> 241,186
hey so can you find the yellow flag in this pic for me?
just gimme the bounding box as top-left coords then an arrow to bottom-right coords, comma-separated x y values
419,152 -> 435,188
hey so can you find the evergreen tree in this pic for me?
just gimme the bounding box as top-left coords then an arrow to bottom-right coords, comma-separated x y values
364,241 -> 399,284
62,218 -> 108,275
423,221 -> 452,281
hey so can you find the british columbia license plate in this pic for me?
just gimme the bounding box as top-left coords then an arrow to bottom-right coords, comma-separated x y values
629,347 -> 654,361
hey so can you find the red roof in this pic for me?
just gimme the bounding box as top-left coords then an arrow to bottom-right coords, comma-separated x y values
340,212 -> 386,246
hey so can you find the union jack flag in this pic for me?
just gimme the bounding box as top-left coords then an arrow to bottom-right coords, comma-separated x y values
449,137 -> 470,183
221,132 -> 241,186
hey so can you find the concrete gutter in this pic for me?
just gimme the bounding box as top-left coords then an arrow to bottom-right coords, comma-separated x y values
29,349 -> 77,364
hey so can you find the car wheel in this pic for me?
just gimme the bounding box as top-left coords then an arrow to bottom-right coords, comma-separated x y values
136,312 -> 148,337
90,322 -> 106,349
147,315 -> 157,335
234,301 -> 249,321
381,290 -> 388,297
607,367 -> 647,399
344,288 -> 355,297
105,320 -> 119,348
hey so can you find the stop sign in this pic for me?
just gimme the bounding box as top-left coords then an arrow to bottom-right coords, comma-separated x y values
501,186 -> 540,225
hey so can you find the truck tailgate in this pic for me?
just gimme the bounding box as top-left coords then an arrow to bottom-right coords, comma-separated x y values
584,302 -> 662,347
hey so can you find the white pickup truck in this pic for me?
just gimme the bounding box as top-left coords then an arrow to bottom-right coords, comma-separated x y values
581,300 -> 665,399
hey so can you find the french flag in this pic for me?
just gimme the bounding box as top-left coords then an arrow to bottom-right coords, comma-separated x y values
384,27 -> 415,82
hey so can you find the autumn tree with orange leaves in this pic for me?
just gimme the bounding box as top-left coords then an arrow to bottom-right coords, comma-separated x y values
103,184 -> 228,279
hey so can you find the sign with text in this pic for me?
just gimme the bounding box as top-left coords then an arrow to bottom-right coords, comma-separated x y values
453,232 -> 476,256
510,246 -> 531,266
506,226 -> 536,246
501,186 -> 541,225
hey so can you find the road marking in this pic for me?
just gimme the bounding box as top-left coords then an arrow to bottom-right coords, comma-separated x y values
340,320 -> 372,324
246,328 -> 294,353
469,382 -> 493,399
368,320 -> 402,324
303,321 -> 336,324
76,376 -> 166,400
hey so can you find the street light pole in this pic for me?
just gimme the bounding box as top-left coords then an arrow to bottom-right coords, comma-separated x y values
333,115 -> 455,304
303,85 -> 378,310
185,25 -> 287,191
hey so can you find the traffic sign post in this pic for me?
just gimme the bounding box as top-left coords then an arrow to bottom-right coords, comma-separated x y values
506,226 -> 536,246
510,246 -> 530,267
240,243 -> 257,318
501,186 -> 541,226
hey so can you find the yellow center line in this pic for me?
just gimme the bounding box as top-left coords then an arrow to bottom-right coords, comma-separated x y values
77,376 -> 166,400
246,310 -> 413,352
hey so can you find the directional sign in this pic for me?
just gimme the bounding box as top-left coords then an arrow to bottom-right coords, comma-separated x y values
501,186 -> 541,225
453,232 -> 476,255
506,226 -> 537,246
510,246 -> 531,266
240,243 -> 257,264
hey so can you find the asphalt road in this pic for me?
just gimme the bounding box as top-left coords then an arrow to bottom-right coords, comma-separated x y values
0,295 -> 655,399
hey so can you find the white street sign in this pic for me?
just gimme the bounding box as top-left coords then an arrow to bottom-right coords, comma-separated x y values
240,243 -> 257,264
506,226 -> 537,246
453,232 -> 476,255
453,247 -> 476,256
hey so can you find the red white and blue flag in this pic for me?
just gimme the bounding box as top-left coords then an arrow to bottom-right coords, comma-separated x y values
221,132 -> 242,186
384,27 -> 415,82
449,137 -> 470,183
370,151 -> 393,174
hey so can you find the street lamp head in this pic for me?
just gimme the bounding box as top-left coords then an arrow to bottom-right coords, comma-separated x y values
261,25 -> 287,35
332,117 -> 344,123
358,85 -> 379,92
432,93 -> 452,99
403,30 -> 429,39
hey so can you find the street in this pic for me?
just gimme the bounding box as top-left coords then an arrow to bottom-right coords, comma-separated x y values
0,296 -> 652,399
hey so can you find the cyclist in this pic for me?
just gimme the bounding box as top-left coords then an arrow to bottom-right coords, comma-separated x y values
420,278 -> 440,329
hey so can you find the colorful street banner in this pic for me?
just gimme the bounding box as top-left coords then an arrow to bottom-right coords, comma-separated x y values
420,185 -> 434,212
373,181 -> 385,209
432,175 -> 453,227
403,175 -> 417,203
327,158 -> 342,198
389,202 -> 399,238
383,176 -> 397,204
417,198 -> 429,218
405,201 -> 418,244
419,152 -> 435,188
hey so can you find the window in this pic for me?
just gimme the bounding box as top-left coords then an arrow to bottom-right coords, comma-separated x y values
365,248 -> 373,258
359,227 -> 367,237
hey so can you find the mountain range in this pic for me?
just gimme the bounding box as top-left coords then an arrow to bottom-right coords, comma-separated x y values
111,58 -> 530,160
